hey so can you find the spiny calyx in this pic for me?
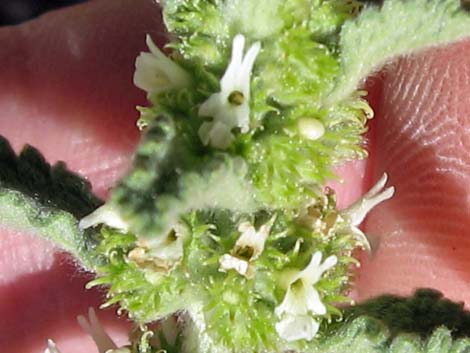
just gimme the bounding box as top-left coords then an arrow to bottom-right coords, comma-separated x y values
83,174 -> 393,352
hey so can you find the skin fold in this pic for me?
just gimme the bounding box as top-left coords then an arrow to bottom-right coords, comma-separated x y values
0,0 -> 468,352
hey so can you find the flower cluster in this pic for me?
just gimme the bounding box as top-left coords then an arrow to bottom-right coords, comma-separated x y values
75,171 -> 394,353
2,0 -> 469,353
72,1 -> 400,352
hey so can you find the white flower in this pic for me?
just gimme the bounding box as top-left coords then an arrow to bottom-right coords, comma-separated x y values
129,225 -> 185,274
234,218 -> 274,260
198,34 -> 261,149
219,217 -> 274,278
79,204 -> 128,232
134,34 -> 190,94
341,173 -> 395,251
275,251 -> 337,342
274,314 -> 320,342
77,307 -> 125,353
44,340 -> 61,353
219,254 -> 251,277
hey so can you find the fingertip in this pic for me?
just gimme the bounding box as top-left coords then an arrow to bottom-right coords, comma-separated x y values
354,39 -> 470,307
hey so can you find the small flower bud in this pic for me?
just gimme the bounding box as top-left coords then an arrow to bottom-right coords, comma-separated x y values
298,118 -> 325,140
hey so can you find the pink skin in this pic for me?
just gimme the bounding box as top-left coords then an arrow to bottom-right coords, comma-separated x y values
0,0 -> 469,352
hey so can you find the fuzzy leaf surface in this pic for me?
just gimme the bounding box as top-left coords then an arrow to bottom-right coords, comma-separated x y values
0,136 -> 102,218
111,117 -> 257,238
328,0 -> 470,103
0,136 -> 102,269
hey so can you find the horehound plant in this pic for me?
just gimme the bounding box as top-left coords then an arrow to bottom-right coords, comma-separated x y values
0,0 -> 470,353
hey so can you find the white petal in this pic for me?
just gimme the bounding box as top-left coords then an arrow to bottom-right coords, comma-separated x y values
234,218 -> 272,260
237,41 -> 261,95
233,102 -> 250,132
221,34 -> 245,90
131,228 -> 185,271
299,252 -> 337,286
237,222 -> 256,235
275,314 -> 320,342
198,92 -> 224,117
145,34 -> 163,57
197,34 -> 260,149
343,173 -> 395,226
304,285 -> 326,315
134,53 -> 161,92
133,34 -> 190,94
319,254 -> 338,274
275,282 -> 308,316
207,121 -> 234,149
44,339 -> 61,353
258,216 -> 276,235
298,251 -> 323,284
219,254 -> 250,276
212,103 -> 247,130
364,172 -> 389,199
148,236 -> 184,263
235,224 -> 257,247
145,35 -> 190,86
350,226 -> 372,252
77,308 -> 117,353
79,204 -> 128,232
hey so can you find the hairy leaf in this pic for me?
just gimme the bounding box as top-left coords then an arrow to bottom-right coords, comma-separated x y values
0,188 -> 99,270
0,136 -> 102,218
110,117 -> 257,238
0,136 -> 102,269
328,0 -> 470,103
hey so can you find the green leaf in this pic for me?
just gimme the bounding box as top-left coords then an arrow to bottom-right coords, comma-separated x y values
344,289 -> 470,338
0,136 -> 102,218
0,136 -> 102,269
315,289 -> 470,353
110,117 -> 257,238
328,0 -> 470,103
0,188 -> 99,270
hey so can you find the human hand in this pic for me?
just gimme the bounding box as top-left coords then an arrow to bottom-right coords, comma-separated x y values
0,0 -> 469,352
